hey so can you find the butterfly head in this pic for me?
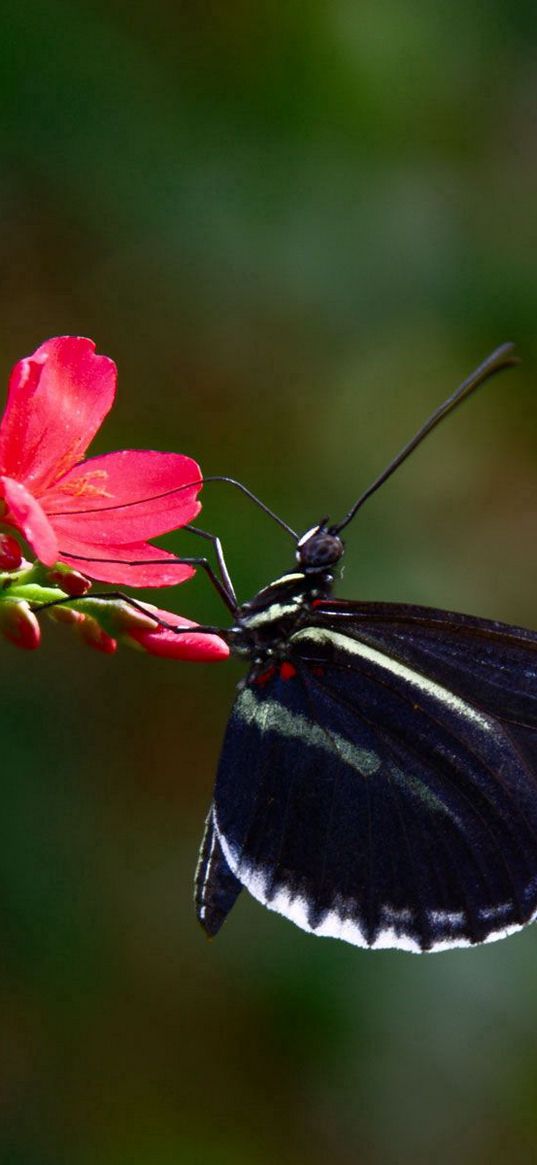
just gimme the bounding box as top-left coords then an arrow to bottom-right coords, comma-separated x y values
296,524 -> 344,574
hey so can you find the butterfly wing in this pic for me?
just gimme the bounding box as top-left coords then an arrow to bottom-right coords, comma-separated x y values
195,804 -> 243,936
212,602 -> 537,952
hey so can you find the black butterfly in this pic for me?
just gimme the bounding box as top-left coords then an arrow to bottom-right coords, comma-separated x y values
54,344 -> 537,954
191,343 -> 537,953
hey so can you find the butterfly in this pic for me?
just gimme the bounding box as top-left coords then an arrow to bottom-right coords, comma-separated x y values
191,343 -> 537,953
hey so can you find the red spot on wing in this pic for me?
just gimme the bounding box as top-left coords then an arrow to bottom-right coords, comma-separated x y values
280,661 -> 297,680
253,665 -> 276,686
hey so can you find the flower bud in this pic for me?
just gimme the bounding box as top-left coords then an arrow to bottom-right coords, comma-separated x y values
75,597 -> 157,638
47,604 -> 86,626
0,534 -> 23,571
78,615 -> 117,654
106,600 -> 158,635
124,602 -> 230,661
47,566 -> 91,596
0,599 -> 41,649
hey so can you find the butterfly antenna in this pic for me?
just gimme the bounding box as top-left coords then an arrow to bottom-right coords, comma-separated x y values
204,477 -> 297,539
334,343 -> 519,534
47,475 -> 297,540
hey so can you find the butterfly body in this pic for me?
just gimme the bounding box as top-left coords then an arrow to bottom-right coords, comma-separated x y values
195,522 -> 537,953
193,346 -> 537,953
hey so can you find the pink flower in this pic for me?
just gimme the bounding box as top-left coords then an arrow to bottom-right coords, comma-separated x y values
0,337 -> 202,586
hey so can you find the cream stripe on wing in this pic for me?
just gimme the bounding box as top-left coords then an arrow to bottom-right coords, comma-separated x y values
236,686 -> 381,776
291,627 -> 494,732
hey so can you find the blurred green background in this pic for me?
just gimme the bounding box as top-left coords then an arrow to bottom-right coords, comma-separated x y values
2,3 -> 537,1163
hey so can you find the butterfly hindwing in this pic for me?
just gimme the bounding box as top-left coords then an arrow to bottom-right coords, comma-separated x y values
212,602 -> 537,952
195,805 -> 243,937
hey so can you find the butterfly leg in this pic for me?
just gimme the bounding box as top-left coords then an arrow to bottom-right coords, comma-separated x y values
184,525 -> 238,609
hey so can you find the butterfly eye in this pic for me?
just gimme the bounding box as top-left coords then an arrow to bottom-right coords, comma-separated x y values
297,529 -> 344,571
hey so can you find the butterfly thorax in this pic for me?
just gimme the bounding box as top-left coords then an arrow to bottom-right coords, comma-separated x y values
227,524 -> 344,667
227,571 -> 330,666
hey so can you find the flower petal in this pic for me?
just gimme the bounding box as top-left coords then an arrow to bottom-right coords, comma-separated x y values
43,450 -> 202,542
58,537 -> 196,587
1,476 -> 58,565
126,603 -> 230,661
0,337 -> 116,491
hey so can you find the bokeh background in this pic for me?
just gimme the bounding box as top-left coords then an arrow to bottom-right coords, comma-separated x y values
1,3 -> 537,1163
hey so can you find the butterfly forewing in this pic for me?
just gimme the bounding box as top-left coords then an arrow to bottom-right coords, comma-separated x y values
212,601 -> 537,952
311,600 -> 537,726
